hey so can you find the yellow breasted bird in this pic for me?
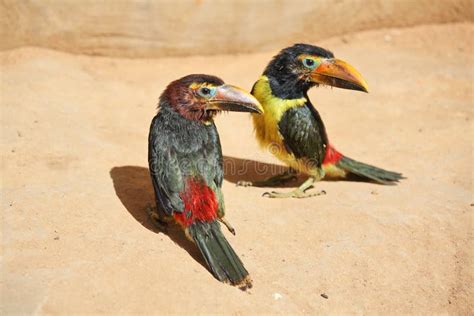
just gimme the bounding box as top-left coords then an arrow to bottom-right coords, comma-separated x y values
239,44 -> 403,198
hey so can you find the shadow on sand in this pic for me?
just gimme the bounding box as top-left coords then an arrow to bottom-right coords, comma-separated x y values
222,155 -> 305,187
110,158 -> 365,272
109,158 -> 301,270
222,155 -> 365,187
110,166 -> 206,269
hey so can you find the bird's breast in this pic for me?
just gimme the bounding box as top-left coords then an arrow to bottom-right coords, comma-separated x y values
250,76 -> 327,177
251,76 -> 306,149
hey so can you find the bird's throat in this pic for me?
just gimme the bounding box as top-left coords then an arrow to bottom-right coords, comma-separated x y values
252,76 -> 307,118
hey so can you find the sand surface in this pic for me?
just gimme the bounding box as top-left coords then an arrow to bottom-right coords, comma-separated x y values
1,23 -> 473,314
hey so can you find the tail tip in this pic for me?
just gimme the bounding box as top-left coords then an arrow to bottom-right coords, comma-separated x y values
234,275 -> 253,291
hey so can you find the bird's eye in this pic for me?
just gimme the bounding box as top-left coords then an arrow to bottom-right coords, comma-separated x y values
197,86 -> 216,98
303,58 -> 318,69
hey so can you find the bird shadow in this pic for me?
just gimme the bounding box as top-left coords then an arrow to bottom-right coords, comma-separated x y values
110,159 -> 366,271
223,155 -> 366,187
223,155 -> 304,187
109,166 -> 206,269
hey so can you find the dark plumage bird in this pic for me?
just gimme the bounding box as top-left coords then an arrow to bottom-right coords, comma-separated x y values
148,74 -> 263,288
239,44 -> 403,198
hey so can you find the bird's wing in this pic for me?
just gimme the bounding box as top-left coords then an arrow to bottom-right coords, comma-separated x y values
211,123 -> 224,188
278,105 -> 326,166
206,123 -> 225,216
148,116 -> 185,216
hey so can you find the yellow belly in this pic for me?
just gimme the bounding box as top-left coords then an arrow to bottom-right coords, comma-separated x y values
251,76 -> 323,178
322,163 -> 347,178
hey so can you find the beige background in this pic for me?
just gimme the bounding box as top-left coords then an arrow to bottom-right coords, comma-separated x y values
1,0 -> 473,57
1,1 -> 473,315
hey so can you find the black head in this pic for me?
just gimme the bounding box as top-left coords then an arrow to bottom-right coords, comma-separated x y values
263,43 -> 368,99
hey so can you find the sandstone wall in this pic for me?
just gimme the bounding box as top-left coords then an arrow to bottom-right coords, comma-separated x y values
1,0 -> 472,57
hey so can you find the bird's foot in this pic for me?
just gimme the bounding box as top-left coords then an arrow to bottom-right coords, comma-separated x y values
146,204 -> 169,232
218,217 -> 236,235
262,187 -> 326,199
262,176 -> 325,198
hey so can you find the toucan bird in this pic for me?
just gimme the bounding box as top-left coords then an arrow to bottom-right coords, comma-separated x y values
148,74 -> 262,288
239,44 -> 403,198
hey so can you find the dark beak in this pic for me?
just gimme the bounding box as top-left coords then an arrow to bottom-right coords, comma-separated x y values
310,58 -> 369,93
206,84 -> 263,114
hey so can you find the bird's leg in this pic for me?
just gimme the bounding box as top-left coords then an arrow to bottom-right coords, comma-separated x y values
218,217 -> 236,235
237,168 -> 297,187
262,177 -> 326,199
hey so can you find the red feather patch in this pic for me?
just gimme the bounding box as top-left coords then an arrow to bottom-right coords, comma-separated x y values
174,178 -> 218,227
322,144 -> 343,165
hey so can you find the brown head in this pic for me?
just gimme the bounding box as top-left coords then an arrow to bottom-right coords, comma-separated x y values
160,74 -> 263,122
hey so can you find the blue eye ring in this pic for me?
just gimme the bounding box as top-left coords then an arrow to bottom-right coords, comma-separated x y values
197,86 -> 216,98
303,58 -> 318,69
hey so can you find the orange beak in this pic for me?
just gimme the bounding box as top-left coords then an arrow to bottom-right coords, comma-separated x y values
310,58 -> 369,93
206,84 -> 263,114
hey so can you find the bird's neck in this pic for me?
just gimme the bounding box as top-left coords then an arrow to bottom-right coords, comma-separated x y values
252,76 -> 307,113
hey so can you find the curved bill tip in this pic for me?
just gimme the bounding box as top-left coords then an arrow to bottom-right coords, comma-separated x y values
311,58 -> 369,93
207,84 -> 264,114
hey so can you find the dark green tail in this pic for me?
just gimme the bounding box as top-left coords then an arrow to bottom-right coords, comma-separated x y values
188,221 -> 251,289
337,155 -> 404,184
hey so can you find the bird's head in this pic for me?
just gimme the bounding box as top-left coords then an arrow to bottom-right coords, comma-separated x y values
264,43 -> 369,98
161,74 -> 263,122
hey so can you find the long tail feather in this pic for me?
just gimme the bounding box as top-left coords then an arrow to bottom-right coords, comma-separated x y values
336,155 -> 404,184
188,220 -> 252,289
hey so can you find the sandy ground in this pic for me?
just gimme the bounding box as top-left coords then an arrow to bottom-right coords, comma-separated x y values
2,0 -> 472,58
1,23 -> 473,314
